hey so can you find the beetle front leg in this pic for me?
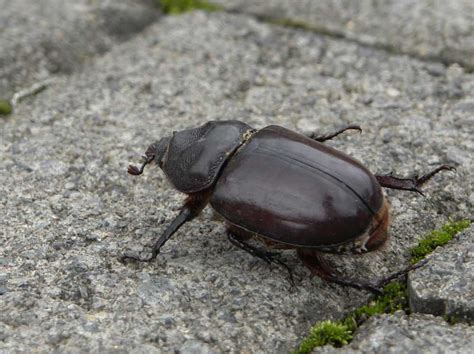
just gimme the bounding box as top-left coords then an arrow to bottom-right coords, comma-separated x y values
121,193 -> 209,263
307,124 -> 362,142
375,165 -> 455,195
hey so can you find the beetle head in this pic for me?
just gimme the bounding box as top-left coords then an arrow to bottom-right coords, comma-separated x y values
145,137 -> 171,168
127,137 -> 171,176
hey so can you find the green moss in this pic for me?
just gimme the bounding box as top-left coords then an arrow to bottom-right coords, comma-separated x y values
356,282 -> 407,317
158,0 -> 221,14
0,99 -> 13,115
410,220 -> 471,264
297,320 -> 353,353
443,314 -> 458,325
295,282 -> 407,353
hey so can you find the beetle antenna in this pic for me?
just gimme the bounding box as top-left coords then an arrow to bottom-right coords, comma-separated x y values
128,155 -> 154,176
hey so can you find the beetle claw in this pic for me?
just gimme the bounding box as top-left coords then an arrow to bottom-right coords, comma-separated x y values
438,164 -> 456,172
413,187 -> 425,197
261,251 -> 279,264
415,165 -> 456,186
268,254 -> 296,287
364,284 -> 384,295
254,251 -> 296,286
120,251 -> 155,263
347,124 -> 362,134
376,164 -> 454,195
127,165 -> 141,175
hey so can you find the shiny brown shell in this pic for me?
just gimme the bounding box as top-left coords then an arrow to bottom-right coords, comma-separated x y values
210,125 -> 385,248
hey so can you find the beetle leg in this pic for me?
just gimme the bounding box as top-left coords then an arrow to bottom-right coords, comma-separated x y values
121,193 -> 209,263
227,233 -> 276,265
374,258 -> 429,289
375,165 -> 455,195
325,277 -> 382,295
297,249 -> 383,294
227,233 -> 295,286
307,124 -> 362,142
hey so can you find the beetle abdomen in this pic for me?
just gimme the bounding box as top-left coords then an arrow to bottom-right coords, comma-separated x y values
210,126 -> 384,248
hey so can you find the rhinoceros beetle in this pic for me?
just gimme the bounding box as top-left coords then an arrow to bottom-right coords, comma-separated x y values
123,120 -> 454,293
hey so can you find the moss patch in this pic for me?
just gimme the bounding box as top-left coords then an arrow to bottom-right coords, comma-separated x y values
0,99 -> 13,115
295,220 -> 471,353
410,220 -> 471,264
158,0 -> 221,15
352,282 -> 407,319
297,321 -> 352,352
295,282 -> 407,354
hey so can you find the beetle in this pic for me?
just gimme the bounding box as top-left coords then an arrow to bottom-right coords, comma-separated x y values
123,120 -> 454,292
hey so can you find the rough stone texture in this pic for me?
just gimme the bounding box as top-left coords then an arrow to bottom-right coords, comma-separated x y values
214,0 -> 474,70
0,0 -> 160,99
1,9 -> 473,353
316,312 -> 474,353
408,225 -> 474,323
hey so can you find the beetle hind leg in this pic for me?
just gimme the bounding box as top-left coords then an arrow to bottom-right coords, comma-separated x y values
227,233 -> 295,286
297,249 -> 383,294
374,258 -> 428,289
375,165 -> 455,195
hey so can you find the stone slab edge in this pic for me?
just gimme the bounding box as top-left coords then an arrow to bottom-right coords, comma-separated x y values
214,0 -> 474,71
